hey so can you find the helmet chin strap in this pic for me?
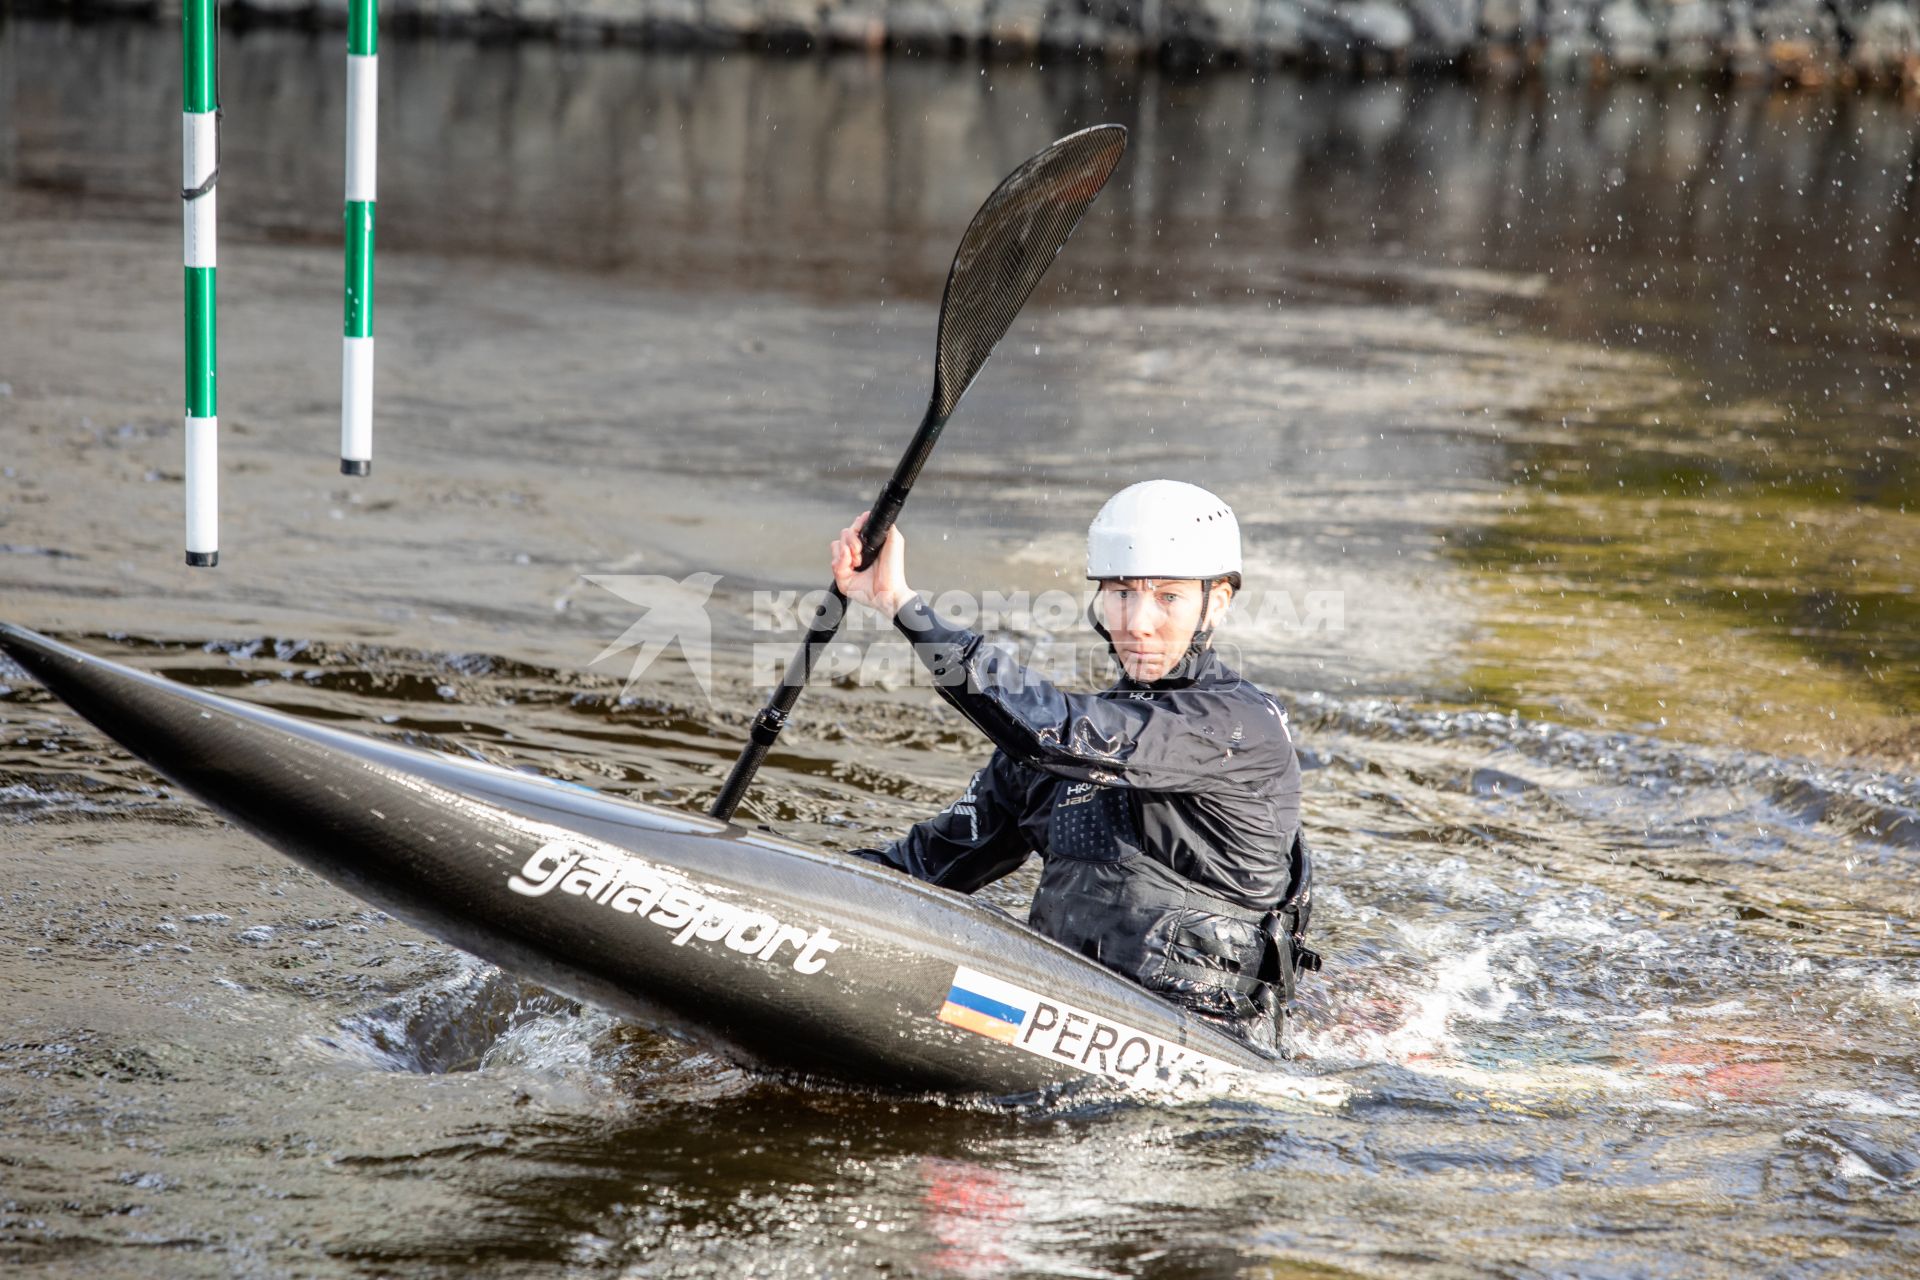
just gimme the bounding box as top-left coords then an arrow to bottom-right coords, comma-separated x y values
1170,576 -> 1221,680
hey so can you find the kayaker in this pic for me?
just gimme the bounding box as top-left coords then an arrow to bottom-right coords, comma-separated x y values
833,480 -> 1318,1054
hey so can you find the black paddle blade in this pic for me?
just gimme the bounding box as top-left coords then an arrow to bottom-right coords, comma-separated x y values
931,124 -> 1128,422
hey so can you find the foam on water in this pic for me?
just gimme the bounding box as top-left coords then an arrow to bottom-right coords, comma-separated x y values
1804,1090 -> 1920,1118
321,954 -> 585,1076
1297,936 -> 1524,1071
478,1005 -> 617,1076
1295,693 -> 1920,849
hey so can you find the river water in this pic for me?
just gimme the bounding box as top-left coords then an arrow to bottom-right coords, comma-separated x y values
2,17 -> 1917,1278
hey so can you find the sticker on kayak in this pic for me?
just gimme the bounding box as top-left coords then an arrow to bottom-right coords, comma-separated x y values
506,839 -> 842,976
937,966 -> 1239,1089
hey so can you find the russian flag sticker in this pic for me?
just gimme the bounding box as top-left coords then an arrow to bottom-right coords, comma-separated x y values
937,966 -> 1036,1044
929,964 -> 1283,1099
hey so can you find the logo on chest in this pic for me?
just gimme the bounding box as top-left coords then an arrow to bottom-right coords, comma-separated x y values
1056,781 -> 1099,809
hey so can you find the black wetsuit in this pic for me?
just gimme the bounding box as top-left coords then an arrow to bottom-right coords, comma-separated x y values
853,593 -> 1317,1053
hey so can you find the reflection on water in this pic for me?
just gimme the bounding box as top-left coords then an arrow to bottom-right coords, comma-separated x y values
919,1158 -> 1023,1278
1461,432 -> 1918,759
2,17 -> 1918,1280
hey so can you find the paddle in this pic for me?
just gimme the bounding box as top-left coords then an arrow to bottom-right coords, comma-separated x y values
709,124 -> 1130,823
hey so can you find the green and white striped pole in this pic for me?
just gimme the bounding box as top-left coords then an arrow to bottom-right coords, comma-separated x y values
340,0 -> 377,477
183,0 -> 219,565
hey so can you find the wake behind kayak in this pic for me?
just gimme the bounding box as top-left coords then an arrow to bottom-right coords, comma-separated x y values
0,624 -> 1326,1101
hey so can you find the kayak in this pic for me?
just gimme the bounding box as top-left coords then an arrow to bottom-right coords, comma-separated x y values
0,623 -> 1294,1099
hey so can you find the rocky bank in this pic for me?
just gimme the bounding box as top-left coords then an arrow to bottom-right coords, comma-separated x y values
56,0 -> 1920,85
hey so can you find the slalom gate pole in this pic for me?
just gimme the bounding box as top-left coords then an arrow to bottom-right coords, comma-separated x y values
182,0 -> 219,566
341,0 -> 378,476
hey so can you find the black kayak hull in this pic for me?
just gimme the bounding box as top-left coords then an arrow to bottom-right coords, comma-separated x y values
0,624 -> 1279,1097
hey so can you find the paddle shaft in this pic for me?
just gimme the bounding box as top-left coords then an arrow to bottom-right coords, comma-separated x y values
709,400 -> 944,822
704,123 -> 1129,823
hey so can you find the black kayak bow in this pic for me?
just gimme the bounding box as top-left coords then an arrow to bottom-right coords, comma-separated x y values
0,623 -> 1302,1099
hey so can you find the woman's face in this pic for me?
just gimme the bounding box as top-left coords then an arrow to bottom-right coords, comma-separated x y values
1094,578 -> 1229,682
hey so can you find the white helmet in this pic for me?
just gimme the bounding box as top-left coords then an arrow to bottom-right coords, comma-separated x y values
1086,480 -> 1242,584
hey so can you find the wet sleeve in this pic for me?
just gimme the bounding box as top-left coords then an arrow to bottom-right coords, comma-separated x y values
848,749 -> 1034,894
891,593 -> 1291,795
